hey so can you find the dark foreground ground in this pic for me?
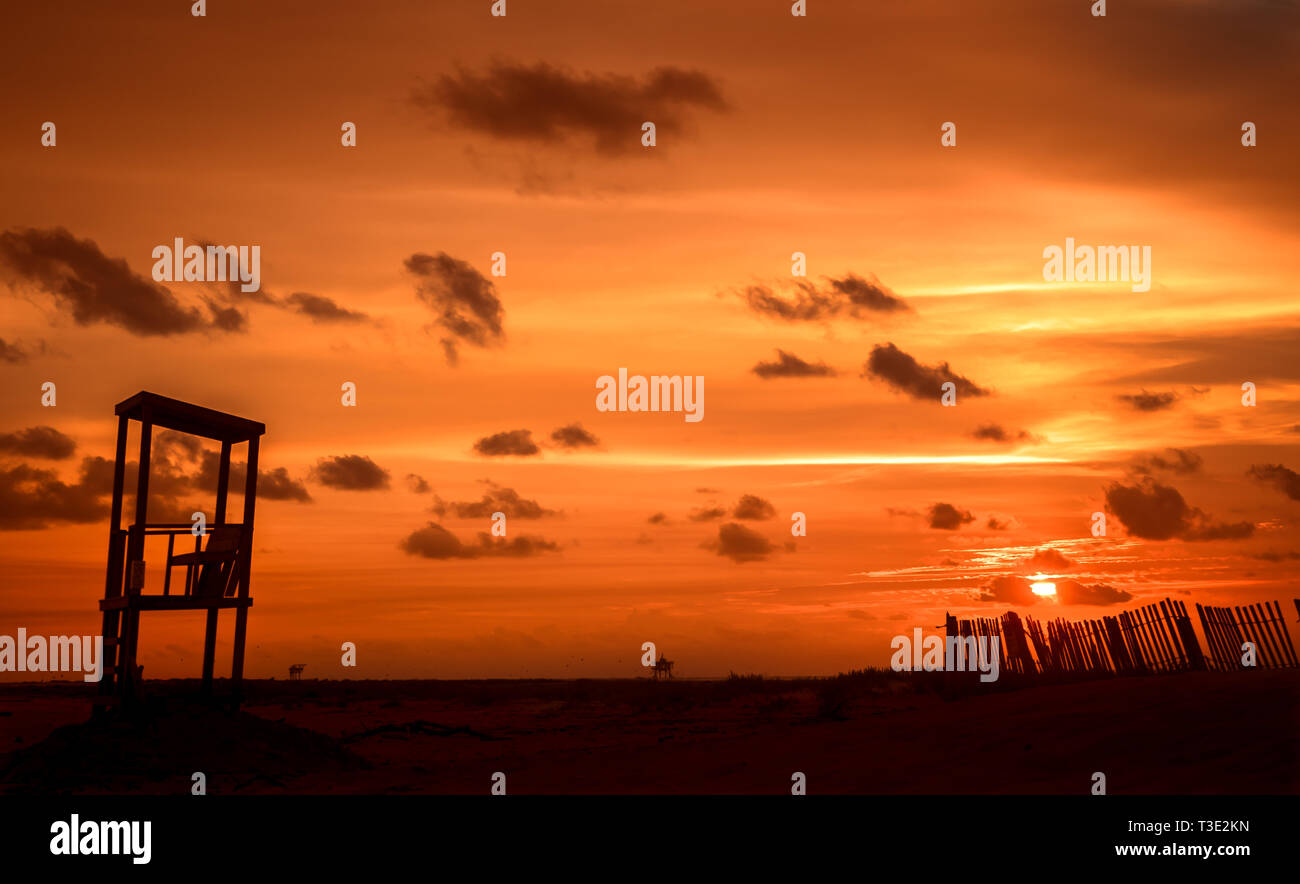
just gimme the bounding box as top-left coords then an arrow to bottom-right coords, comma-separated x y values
0,669 -> 1296,794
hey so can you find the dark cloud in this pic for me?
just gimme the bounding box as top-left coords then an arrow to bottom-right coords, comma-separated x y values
310,455 -> 391,491
1250,550 -> 1300,562
1105,327 -> 1300,385
406,473 -> 431,494
1023,547 -> 1074,572
74,434 -> 204,504
1133,448 -> 1203,475
399,522 -> 559,559
413,62 -> 728,155
986,517 -> 1010,531
253,466 -> 313,502
404,252 -> 504,364
432,482 -> 556,519
1105,478 -> 1253,541
751,349 -> 836,379
828,274 -> 911,313
284,292 -> 369,324
0,426 -> 76,460
1247,463 -> 1300,501
647,512 -> 668,525
1055,581 -> 1134,606
550,423 -> 600,449
689,506 -> 727,522
927,502 -> 974,530
473,429 -> 539,457
707,522 -> 775,563
863,343 -> 990,400
1117,389 -> 1179,412
0,459 -> 109,529
970,423 -> 1036,444
739,273 -> 908,323
191,240 -> 275,307
0,338 -> 43,364
976,575 -> 1132,606
0,227 -> 230,337
203,299 -> 247,332
731,493 -> 775,520
187,448 -> 312,502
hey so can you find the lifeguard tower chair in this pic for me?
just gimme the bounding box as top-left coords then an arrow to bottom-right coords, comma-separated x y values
97,392 -> 265,708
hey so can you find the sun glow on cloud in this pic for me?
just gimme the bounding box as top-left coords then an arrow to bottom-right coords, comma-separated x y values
1030,578 -> 1058,597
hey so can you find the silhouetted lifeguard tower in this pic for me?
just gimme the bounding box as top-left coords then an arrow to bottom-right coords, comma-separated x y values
97,392 -> 265,709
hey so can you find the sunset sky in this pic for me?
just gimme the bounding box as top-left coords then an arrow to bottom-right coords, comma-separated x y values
1,0 -> 1297,679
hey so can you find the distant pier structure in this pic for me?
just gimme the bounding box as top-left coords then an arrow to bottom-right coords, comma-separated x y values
96,391 -> 265,709
289,664 -> 306,681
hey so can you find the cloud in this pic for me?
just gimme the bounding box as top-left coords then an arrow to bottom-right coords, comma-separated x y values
0,459 -> 109,529
188,450 -> 311,502
253,466 -> 313,502
1105,478 -> 1253,541
399,522 -> 559,559
184,448 -> 312,502
284,291 -> 369,324
1133,448 -> 1202,475
550,423 -> 600,449
739,273 -> 908,323
1247,463 -> 1300,501
0,426 -> 76,459
404,252 -> 504,364
75,436 -> 311,514
986,517 -> 1010,531
970,423 -> 1036,444
647,512 -> 668,525
0,227 -> 232,337
0,338 -> 44,364
0,427 -> 310,530
1023,547 -> 1075,572
473,429 -> 540,457
1105,327 -> 1300,385
976,575 -> 1132,606
432,482 -> 556,519
1250,550 -> 1300,562
406,473 -> 431,493
927,502 -> 974,530
731,493 -> 775,520
751,349 -> 836,379
310,455 -> 391,491
688,505 -> 727,522
706,522 -> 775,563
863,343 -> 990,400
1117,389 -> 1179,412
412,62 -> 728,155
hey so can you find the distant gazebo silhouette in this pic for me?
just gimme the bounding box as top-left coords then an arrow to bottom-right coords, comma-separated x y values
288,664 -> 306,681
96,392 -> 265,709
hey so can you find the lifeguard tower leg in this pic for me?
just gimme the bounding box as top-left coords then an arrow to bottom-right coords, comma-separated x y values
202,609 -> 219,694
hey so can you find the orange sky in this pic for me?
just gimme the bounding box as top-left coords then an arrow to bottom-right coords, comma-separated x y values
1,0 -> 1297,679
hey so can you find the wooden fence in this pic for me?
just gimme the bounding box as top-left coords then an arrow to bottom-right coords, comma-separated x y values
944,597 -> 1297,678
1196,600 -> 1298,671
